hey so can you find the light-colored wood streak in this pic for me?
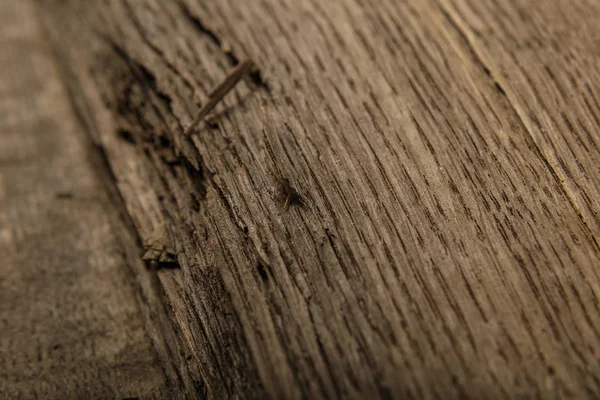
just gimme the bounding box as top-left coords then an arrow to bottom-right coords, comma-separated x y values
38,0 -> 600,398
438,0 -> 600,239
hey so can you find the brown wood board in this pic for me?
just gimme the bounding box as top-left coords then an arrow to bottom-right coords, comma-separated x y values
30,0 -> 600,398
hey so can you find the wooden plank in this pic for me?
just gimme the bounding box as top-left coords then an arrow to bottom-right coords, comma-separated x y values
38,0 -> 600,398
0,1 -> 175,398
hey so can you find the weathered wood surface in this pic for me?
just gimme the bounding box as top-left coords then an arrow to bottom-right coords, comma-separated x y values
32,0 -> 600,398
0,1 -> 193,398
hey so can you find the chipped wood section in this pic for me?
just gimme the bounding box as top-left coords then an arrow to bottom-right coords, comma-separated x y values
142,223 -> 177,264
38,0 -> 600,398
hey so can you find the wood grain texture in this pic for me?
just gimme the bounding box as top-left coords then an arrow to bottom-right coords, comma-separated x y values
0,1 -> 176,398
439,0 -> 600,240
38,0 -> 600,398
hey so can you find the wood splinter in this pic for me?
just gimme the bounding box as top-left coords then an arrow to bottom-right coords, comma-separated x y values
184,59 -> 256,136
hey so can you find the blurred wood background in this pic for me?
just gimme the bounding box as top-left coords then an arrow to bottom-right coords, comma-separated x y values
2,0 -> 600,398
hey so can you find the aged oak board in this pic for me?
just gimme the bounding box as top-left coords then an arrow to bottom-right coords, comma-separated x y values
35,0 -> 600,398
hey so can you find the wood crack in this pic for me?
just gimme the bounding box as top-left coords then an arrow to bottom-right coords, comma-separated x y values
121,0 -> 197,94
176,0 -> 269,90
176,0 -> 239,66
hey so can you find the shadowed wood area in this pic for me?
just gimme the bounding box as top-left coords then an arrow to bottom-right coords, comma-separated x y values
7,0 -> 600,398
0,1 -> 171,398
0,1 -> 197,398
